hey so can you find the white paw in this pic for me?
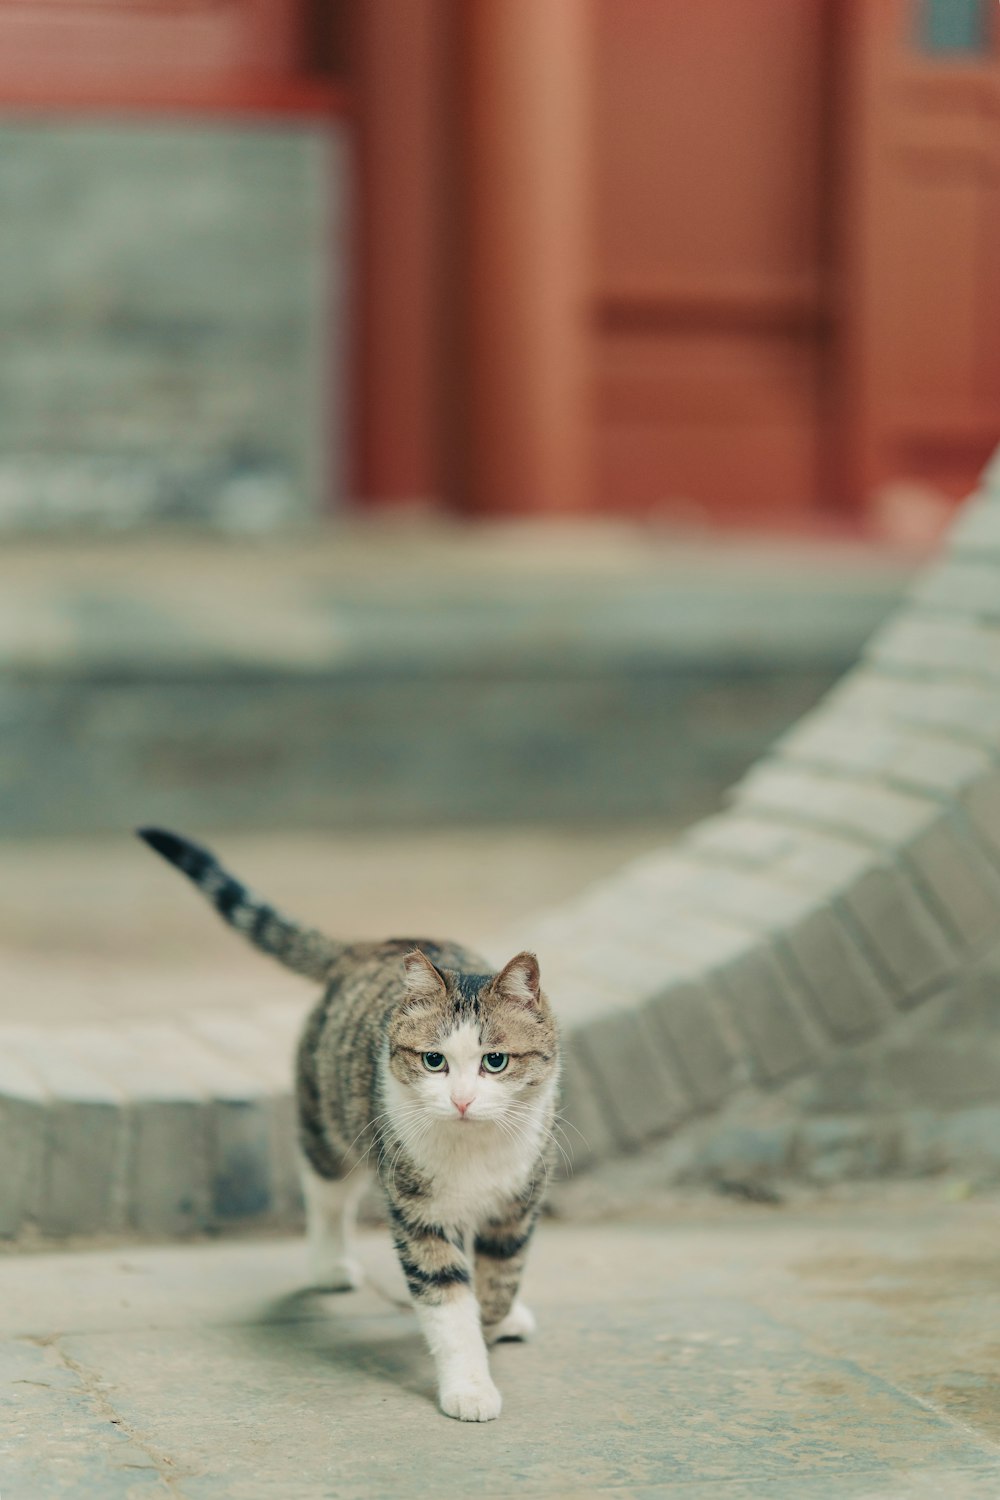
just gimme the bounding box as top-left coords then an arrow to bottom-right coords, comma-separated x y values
308,1251 -> 364,1292
439,1375 -> 502,1422
487,1300 -> 536,1344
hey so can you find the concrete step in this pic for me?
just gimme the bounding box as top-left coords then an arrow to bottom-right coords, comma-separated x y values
0,524 -> 910,835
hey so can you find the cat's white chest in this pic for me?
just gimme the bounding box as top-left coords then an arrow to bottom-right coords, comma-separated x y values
419,1123 -> 535,1230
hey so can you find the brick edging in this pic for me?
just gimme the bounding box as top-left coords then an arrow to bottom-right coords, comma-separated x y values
3,458 -> 999,1236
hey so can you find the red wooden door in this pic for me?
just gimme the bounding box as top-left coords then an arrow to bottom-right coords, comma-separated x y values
591,0 -> 834,528
838,0 -> 1000,529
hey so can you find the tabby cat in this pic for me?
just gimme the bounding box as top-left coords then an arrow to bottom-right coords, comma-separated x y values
138,828 -> 559,1422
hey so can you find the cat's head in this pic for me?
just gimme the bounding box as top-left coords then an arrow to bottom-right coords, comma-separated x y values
386,950 -> 558,1125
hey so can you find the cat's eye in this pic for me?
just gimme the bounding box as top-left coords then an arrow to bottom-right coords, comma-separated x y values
481,1052 -> 508,1073
422,1051 -> 447,1072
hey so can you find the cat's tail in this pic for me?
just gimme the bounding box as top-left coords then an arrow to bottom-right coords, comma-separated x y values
136,826 -> 342,984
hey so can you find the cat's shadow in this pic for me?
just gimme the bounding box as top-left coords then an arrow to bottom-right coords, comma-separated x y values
249,1281 -> 435,1408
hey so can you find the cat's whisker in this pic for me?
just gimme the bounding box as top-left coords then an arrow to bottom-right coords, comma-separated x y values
552,1111 -> 591,1149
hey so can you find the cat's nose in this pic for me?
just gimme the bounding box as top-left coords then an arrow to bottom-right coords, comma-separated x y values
451,1096 -> 474,1116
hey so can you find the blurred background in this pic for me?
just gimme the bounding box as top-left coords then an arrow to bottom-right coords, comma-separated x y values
0,0 -> 997,1028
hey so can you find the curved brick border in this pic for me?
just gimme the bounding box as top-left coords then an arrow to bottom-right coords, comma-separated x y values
3,457 -> 1000,1237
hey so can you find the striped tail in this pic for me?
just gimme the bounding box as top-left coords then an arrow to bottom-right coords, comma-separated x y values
136,827 -> 342,984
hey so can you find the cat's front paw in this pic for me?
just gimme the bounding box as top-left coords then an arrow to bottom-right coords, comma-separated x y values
439,1375 -> 502,1422
308,1251 -> 364,1292
486,1299 -> 536,1344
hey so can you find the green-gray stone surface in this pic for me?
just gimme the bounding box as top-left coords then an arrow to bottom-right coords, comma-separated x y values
3,1198 -> 998,1498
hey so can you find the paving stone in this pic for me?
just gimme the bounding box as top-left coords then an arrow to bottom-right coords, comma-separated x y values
124,1024 -> 276,1225
61,1026 -> 212,1236
962,769 -> 1000,865
735,761 -> 940,847
777,714 -> 992,797
912,559 -> 1000,619
622,899 -> 761,973
867,612 -> 1000,684
695,818 -> 873,896
948,483 -> 1000,551
709,948 -> 823,1084
825,670 -> 1000,746
905,817 -> 1000,950
838,865 -> 957,1005
0,1337 -> 171,1499
0,1028 -> 126,1237
682,813 -> 799,869
8,1214 -> 1000,1498
188,1011 -> 302,1220
659,857 -> 836,932
776,907 -> 896,1041
0,1052 -> 47,1237
573,1007 -> 692,1148
639,862 -> 893,1043
557,1031 -> 621,1166
640,976 -> 741,1107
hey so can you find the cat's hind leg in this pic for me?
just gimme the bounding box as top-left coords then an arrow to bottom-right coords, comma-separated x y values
300,1153 -> 369,1291
475,1188 -> 542,1345
488,1299 -> 537,1343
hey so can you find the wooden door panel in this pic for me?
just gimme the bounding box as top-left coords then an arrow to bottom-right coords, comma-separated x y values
596,0 -> 826,284
595,329 -> 820,522
592,0 -> 830,524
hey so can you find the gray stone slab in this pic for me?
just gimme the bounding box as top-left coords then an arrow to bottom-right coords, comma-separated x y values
905,818 -> 1000,950
641,977 -> 741,1107
557,1032 -> 624,1167
778,713 -> 992,797
964,770 -> 1000,865
829,670 -> 1000,747
164,1017 -> 299,1219
949,484 -> 1000,552
912,558 -> 1000,619
0,1052 -> 47,1237
867,613 -> 1000,684
573,1008 -> 692,1148
736,761 -> 940,847
838,865 -> 957,1005
0,1338 -> 169,1500
710,947 -> 823,1084
777,906 -> 896,1040
124,1023 -> 276,1225
0,1029 -> 126,1237
60,1025 -> 212,1236
3,1213 -> 998,1500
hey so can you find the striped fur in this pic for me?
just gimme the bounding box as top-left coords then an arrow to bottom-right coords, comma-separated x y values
136,827 -> 342,983
138,828 -> 560,1422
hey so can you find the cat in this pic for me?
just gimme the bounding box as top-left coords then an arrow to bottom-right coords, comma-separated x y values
137,827 -> 559,1422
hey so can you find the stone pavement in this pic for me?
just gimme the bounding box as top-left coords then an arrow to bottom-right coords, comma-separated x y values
2,1191 -> 999,1499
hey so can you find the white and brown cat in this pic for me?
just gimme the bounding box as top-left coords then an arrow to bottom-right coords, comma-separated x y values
138,827 -> 559,1422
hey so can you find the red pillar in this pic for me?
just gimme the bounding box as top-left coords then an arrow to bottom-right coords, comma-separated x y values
352,0 -> 450,506
458,0 -> 592,515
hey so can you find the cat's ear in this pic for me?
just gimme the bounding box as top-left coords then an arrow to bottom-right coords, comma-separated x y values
494,951 -> 541,1008
403,949 -> 447,1004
